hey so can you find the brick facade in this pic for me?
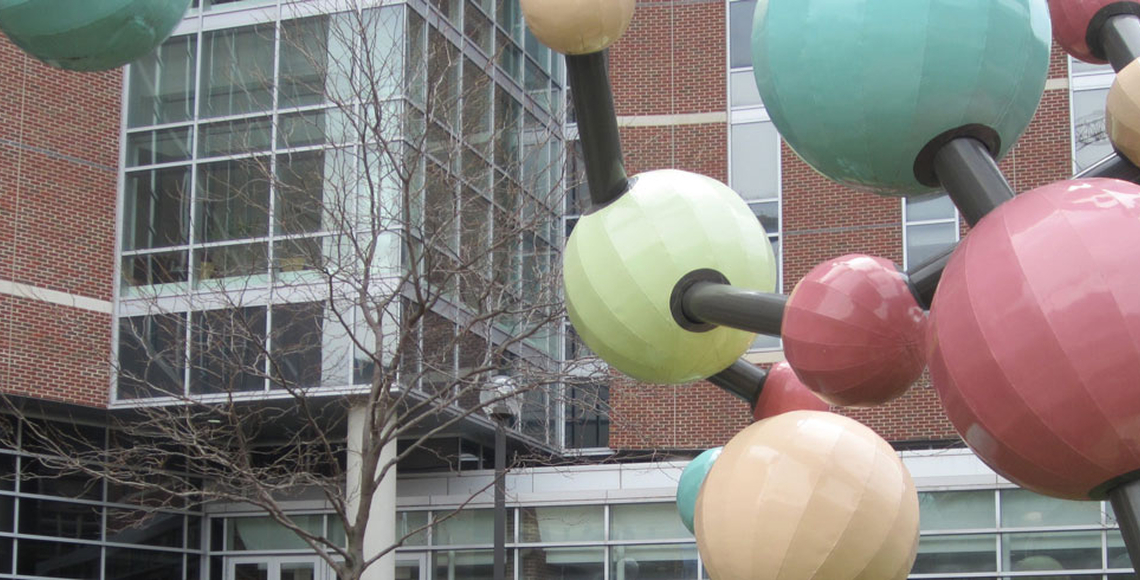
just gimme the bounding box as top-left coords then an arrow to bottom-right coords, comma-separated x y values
0,37 -> 120,408
606,3 -> 1078,450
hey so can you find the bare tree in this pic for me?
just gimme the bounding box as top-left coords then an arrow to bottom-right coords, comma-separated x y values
2,3 -> 607,579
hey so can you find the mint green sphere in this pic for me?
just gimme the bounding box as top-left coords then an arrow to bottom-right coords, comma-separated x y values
752,0 -> 1051,196
563,169 -> 777,384
677,447 -> 722,534
0,0 -> 191,71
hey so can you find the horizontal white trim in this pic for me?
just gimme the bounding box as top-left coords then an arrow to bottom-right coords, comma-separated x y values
1044,77 -> 1070,91
616,112 -> 727,127
0,280 -> 112,314
743,349 -> 785,364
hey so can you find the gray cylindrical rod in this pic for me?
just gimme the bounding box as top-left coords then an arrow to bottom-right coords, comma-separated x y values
566,51 -> 629,207
681,282 -> 786,337
1077,151 -> 1140,182
493,421 -> 506,580
933,137 -> 1015,226
905,245 -> 955,310
1109,479 -> 1140,570
708,359 -> 768,406
1103,14 -> 1140,72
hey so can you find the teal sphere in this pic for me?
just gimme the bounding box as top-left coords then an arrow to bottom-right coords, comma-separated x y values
676,447 -> 722,534
751,0 -> 1051,196
0,0 -> 191,71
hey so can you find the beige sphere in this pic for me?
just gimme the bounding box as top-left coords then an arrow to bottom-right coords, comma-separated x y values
694,411 -> 919,580
1107,58 -> 1140,167
520,0 -> 635,55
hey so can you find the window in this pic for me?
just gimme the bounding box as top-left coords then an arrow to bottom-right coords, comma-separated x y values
565,383 -> 609,449
903,193 -> 959,269
1070,58 -> 1115,172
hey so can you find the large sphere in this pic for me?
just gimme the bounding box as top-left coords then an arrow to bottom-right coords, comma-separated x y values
695,411 -> 919,580
0,0 -> 191,71
752,0 -> 1051,196
751,361 -> 830,421
676,447 -> 721,534
929,178 -> 1140,500
782,255 -> 927,407
563,170 -> 777,384
1107,58 -> 1140,166
520,0 -> 635,55
1048,0 -> 1140,63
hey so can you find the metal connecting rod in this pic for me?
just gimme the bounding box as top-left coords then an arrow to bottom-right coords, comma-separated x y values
679,281 -> 786,337
1103,14 -> 1140,72
566,51 -> 630,207
708,359 -> 768,406
905,245 -> 955,310
933,137 -> 1015,226
1109,480 -> 1140,571
1077,150 -> 1140,181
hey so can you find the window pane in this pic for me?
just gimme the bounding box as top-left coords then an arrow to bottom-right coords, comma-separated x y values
225,515 -> 323,550
1001,489 -> 1101,527
906,222 -> 957,267
610,503 -> 691,541
196,159 -> 270,243
123,167 -> 192,251
271,302 -> 324,389
1004,531 -> 1102,571
18,498 -> 102,540
118,313 -> 187,399
610,544 -> 698,580
20,457 -> 103,500
194,242 -> 268,285
279,16 -> 331,108
729,0 -> 757,69
190,307 -> 268,394
919,490 -> 995,530
913,534 -> 997,574
106,548 -> 184,580
17,539 -> 101,579
122,250 -> 189,291
433,509 -> 496,545
1073,87 -> 1112,171
750,200 -> 778,235
396,511 -> 429,546
128,35 -> 197,128
127,127 -> 193,167
906,192 -> 956,222
522,547 -> 603,580
106,509 -> 185,547
433,549 -> 502,580
731,69 -> 762,108
277,150 -> 331,235
565,385 -> 609,449
200,25 -> 275,118
732,121 -> 779,202
520,506 -> 604,543
198,117 -> 273,157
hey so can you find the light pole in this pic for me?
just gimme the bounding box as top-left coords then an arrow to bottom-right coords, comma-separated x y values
481,376 -> 520,580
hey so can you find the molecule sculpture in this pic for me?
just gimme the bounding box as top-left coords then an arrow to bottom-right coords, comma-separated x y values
523,0 -> 1140,575
0,0 -> 191,71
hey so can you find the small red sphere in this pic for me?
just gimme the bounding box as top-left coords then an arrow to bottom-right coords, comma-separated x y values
782,254 -> 927,407
1048,0 -> 1140,64
930,178 -> 1140,500
752,362 -> 830,421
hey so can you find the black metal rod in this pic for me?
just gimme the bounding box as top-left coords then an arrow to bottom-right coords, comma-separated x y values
681,282 -> 786,336
1076,150 -> 1140,181
1103,14 -> 1140,72
933,137 -> 1015,226
707,359 -> 768,406
493,420 -> 506,580
566,51 -> 629,207
905,245 -> 955,310
1109,480 -> 1140,570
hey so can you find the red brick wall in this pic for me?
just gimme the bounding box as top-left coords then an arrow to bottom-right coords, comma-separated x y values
0,37 -> 120,407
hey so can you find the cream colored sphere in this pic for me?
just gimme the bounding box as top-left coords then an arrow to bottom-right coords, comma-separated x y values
1107,58 -> 1140,167
520,0 -> 635,55
695,411 -> 919,580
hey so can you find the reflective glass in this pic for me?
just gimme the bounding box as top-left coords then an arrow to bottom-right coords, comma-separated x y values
1001,489 -> 1101,527
732,121 -> 779,202
906,192 -> 956,222
123,167 -> 192,251
520,505 -> 603,543
432,509 -> 510,545
271,302 -> 325,388
127,127 -> 193,167
106,547 -> 184,579
610,503 -> 692,541
198,117 -> 273,157
729,0 -> 757,69
396,511 -> 429,546
522,547 -> 604,580
610,544 -> 698,580
118,313 -> 187,399
128,35 -> 197,128
731,70 -> 762,108
190,306 -> 268,394
1004,531 -> 1102,571
433,549 -> 503,580
1073,88 -> 1112,171
1109,529 -> 1132,570
919,490 -> 995,530
913,534 -> 997,573
906,222 -> 957,268
122,251 -> 189,292
106,509 -> 185,547
225,515 -> 324,550
193,242 -> 269,285
17,539 -> 101,578
200,25 -> 276,118
196,159 -> 270,243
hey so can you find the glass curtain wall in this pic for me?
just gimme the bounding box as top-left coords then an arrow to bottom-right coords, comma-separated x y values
117,0 -> 565,408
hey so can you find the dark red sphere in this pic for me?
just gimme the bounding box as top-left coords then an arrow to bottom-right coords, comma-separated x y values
752,362 -> 830,421
1048,0 -> 1140,64
782,254 -> 927,407
930,178 -> 1140,500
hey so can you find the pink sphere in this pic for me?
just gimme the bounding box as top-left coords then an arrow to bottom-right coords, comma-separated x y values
929,178 -> 1140,500
752,362 -> 830,421
1048,0 -> 1140,64
783,254 -> 927,407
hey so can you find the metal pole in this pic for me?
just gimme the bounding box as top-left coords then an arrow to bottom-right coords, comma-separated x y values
905,245 -> 955,310
1103,14 -> 1140,72
679,282 -> 786,336
1109,480 -> 1140,569
566,51 -> 630,207
493,419 -> 506,580
933,137 -> 1015,227
707,359 -> 768,406
1077,150 -> 1140,182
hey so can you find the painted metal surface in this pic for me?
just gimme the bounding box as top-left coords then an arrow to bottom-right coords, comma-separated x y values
520,0 -> 634,55
783,254 -> 927,407
751,361 -> 830,421
929,178 -> 1140,500
1048,0 -> 1140,63
676,446 -> 721,534
0,0 -> 191,71
563,170 -> 776,384
695,411 -> 919,580
1107,58 -> 1140,166
751,0 -> 1051,196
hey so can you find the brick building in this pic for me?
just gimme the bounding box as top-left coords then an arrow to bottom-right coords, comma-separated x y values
0,0 -> 1133,579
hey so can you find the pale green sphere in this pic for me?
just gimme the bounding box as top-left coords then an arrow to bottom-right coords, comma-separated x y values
563,169 -> 777,384
0,0 -> 191,71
